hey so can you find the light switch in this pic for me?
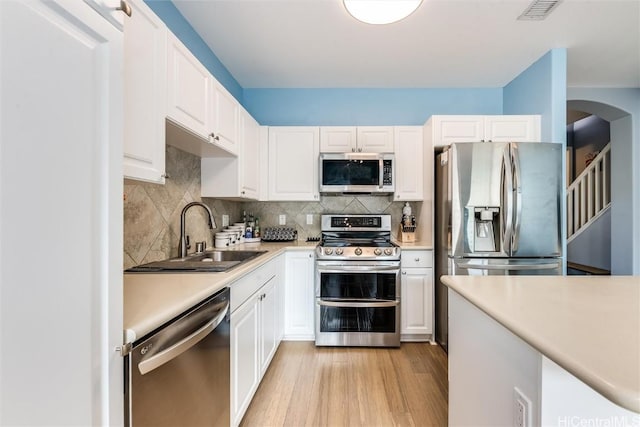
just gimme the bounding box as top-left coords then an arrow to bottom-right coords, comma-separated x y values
222,215 -> 229,227
306,214 -> 313,225
279,214 -> 286,225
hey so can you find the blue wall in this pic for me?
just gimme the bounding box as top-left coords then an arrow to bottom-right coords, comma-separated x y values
144,0 -> 243,102
503,49 -> 567,144
243,88 -> 503,126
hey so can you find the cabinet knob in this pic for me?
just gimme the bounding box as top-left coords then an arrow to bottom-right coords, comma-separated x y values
402,271 -> 407,275
415,258 -> 420,262
116,0 -> 132,17
351,148 -> 355,152
358,148 -> 362,152
309,254 -> 313,258
161,173 -> 170,179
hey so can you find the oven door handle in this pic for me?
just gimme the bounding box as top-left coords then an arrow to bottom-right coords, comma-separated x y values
137,301 -> 229,375
317,299 -> 399,308
316,265 -> 400,273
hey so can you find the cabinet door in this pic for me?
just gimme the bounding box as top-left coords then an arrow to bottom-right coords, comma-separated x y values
123,0 -> 167,184
484,115 -> 541,142
357,126 -> 394,152
240,109 -> 260,199
284,251 -> 316,339
166,32 -> 211,138
259,278 -> 278,376
231,296 -> 260,427
393,126 -> 424,201
211,81 -> 239,154
1,1 -> 123,423
432,115 -> 485,147
320,126 -> 356,152
268,127 -> 320,201
400,268 -> 434,338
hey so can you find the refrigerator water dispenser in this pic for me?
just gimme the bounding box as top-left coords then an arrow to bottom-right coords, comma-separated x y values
473,207 -> 500,252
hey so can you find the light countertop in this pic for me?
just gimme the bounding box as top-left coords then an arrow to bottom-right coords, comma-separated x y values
441,275 -> 640,414
393,239 -> 433,250
123,241 -> 316,344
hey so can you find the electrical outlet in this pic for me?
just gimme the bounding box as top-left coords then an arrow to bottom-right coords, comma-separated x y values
306,214 -> 313,225
514,388 -> 532,427
222,215 -> 229,227
279,214 -> 286,225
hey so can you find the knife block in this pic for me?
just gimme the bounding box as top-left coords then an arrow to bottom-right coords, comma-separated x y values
399,224 -> 416,243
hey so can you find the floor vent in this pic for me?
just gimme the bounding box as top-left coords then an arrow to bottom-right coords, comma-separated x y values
517,0 -> 562,20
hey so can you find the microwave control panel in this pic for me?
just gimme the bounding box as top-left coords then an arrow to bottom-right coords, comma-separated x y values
383,160 -> 393,186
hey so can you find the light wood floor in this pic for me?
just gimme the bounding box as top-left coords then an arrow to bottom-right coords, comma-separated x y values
240,342 -> 448,427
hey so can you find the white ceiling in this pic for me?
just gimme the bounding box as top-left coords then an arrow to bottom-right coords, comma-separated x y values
173,0 -> 640,89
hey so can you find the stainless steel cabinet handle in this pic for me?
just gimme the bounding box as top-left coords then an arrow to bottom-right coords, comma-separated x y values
137,302 -> 229,375
116,0 -> 132,17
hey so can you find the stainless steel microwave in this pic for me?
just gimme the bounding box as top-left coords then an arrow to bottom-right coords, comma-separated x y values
319,153 -> 394,194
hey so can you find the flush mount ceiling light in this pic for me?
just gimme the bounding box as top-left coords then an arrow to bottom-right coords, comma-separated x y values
343,0 -> 423,25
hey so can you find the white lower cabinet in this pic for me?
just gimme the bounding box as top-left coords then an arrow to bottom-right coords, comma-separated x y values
400,250 -> 434,342
283,250 -> 316,340
230,256 -> 283,426
231,292 -> 260,427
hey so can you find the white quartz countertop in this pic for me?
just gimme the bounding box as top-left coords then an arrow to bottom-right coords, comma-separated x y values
441,275 -> 640,414
123,241 -> 316,344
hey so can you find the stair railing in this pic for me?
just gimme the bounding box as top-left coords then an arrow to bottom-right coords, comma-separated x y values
567,142 -> 611,242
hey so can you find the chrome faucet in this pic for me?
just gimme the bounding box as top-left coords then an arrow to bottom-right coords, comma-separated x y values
179,202 -> 216,258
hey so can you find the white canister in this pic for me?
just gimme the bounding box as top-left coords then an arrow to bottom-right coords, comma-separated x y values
214,232 -> 232,248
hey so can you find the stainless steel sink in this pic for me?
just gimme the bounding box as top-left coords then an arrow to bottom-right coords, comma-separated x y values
126,250 -> 267,273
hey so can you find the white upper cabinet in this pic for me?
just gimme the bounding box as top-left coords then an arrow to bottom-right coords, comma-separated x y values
123,0 -> 167,184
357,126 -> 394,152
201,106 -> 259,200
320,126 -> 394,153
166,32 -> 240,157
268,127 -> 320,201
319,127 -> 356,152
393,126 -> 424,201
166,31 -> 211,138
211,81 -> 239,154
483,115 -> 541,142
429,115 -> 541,147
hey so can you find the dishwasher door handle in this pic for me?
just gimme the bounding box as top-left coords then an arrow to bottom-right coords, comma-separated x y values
138,302 -> 229,375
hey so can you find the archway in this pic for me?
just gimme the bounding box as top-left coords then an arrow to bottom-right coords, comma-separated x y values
567,100 -> 634,275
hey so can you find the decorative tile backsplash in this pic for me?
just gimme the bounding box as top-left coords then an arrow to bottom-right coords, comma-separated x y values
123,146 -> 423,269
123,146 -> 242,270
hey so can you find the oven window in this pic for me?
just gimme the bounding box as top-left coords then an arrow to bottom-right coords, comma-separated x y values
320,272 -> 396,300
322,160 -> 380,186
319,306 -> 396,333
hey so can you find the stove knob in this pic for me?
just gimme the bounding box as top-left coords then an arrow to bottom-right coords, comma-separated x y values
384,248 -> 393,256
374,248 -> 382,256
324,248 -> 333,255
354,247 -> 363,256
335,248 -> 344,255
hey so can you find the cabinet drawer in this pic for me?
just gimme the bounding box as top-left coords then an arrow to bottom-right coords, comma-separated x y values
230,258 -> 277,312
401,250 -> 432,268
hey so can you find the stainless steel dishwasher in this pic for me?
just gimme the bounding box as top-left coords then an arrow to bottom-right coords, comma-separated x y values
125,287 -> 230,427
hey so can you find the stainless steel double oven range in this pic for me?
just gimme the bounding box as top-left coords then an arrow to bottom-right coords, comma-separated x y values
315,214 -> 401,347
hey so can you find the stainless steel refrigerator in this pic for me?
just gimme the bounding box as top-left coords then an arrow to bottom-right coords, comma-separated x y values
434,142 -> 563,352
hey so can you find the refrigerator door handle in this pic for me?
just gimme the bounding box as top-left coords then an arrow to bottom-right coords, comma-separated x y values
456,261 -> 560,271
511,143 -> 522,253
501,146 -> 514,254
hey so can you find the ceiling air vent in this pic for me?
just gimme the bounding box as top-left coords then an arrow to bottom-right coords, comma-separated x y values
517,0 -> 563,20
